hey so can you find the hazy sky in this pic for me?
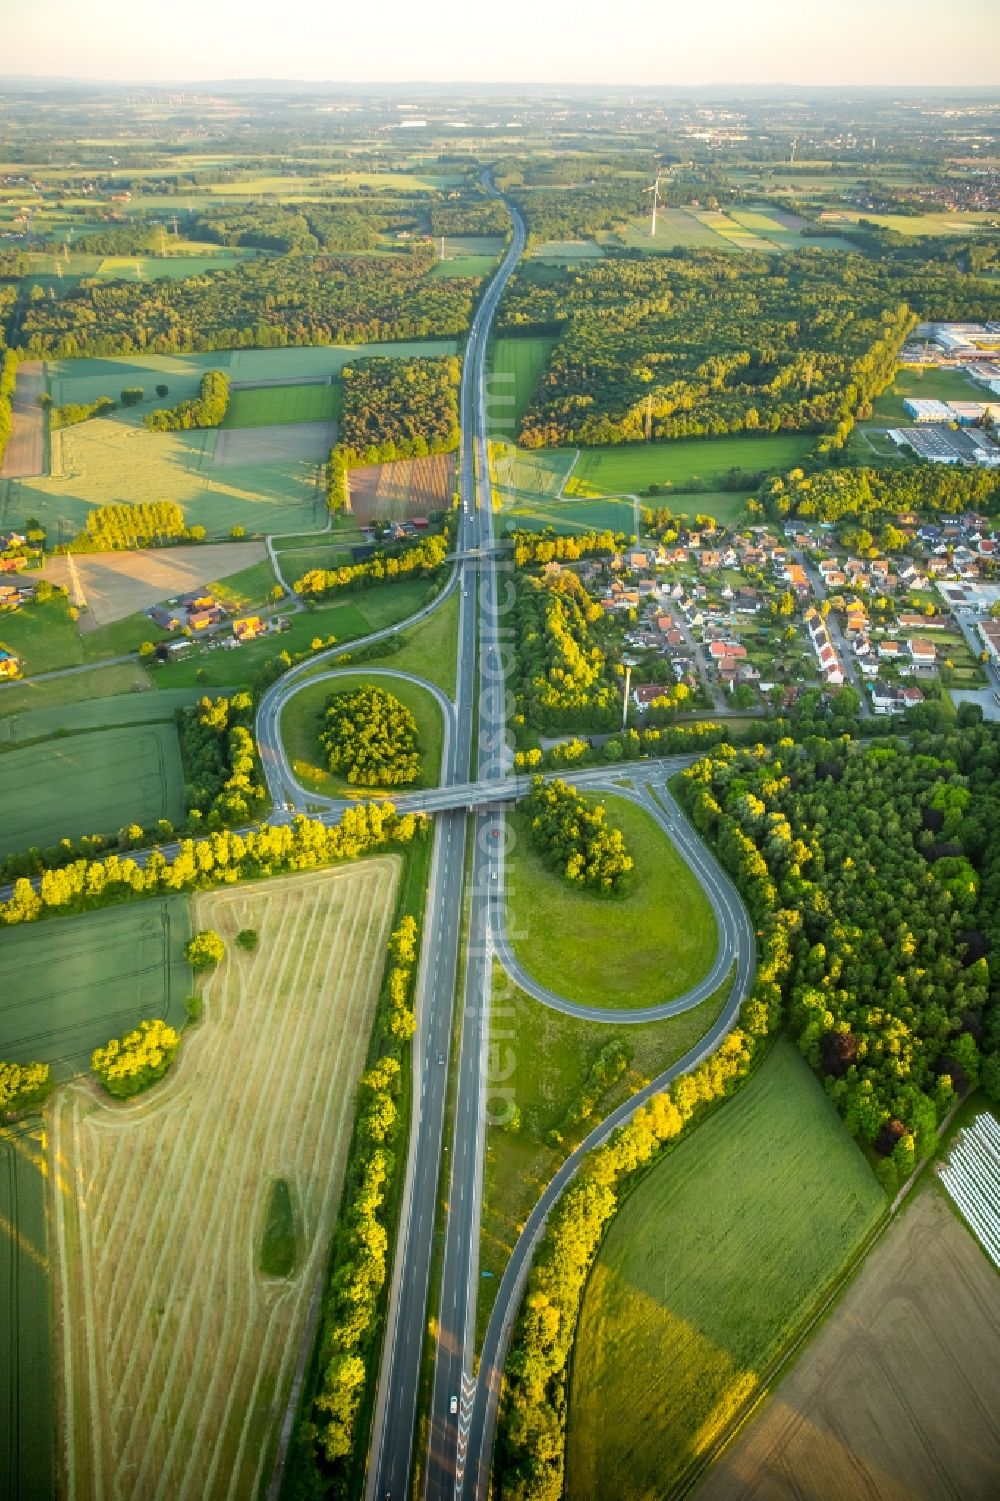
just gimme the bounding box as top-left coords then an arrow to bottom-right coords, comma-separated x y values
3,0 -> 999,86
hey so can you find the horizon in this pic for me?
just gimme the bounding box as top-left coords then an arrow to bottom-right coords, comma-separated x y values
4,0 -> 1000,89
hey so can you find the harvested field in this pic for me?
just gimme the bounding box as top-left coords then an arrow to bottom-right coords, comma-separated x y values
0,360 -> 45,479
0,1119 -> 55,1501
212,419 -> 337,468
698,1188 -> 1000,1501
51,862 -> 399,1501
42,541 -> 267,629
348,452 -> 456,524
0,722 -> 184,856
0,899 -> 191,1079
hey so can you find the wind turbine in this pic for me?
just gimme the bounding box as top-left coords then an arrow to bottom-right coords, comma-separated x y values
645,174 -> 662,238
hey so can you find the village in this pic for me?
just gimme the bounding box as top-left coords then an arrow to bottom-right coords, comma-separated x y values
577,508 -> 1000,722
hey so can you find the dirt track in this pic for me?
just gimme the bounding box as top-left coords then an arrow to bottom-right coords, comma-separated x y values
42,541 -> 266,630
50,861 -> 399,1501
697,1188 -> 1000,1501
0,361 -> 45,479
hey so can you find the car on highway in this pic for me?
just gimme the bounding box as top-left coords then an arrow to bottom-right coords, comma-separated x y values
437,1051 -> 445,1065
449,1394 -> 458,1415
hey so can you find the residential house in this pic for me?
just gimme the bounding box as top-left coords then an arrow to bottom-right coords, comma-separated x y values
908,638 -> 937,668
878,640 -> 903,661
233,616 -> 266,642
0,647 -> 19,678
632,684 -> 671,710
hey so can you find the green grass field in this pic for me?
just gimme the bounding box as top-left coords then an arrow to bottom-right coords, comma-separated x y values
223,382 -> 339,429
565,434 -> 814,496
499,493 -> 638,536
428,255 -> 496,279
479,967 -> 732,1345
871,364 -> 984,422
490,337 -> 557,434
280,671 -> 445,797
0,686 -> 211,745
566,1039 -> 884,1500
93,252 -> 256,281
0,897 -> 191,1078
0,1119 -> 54,1501
259,1178 -> 297,1278
530,240 -> 605,262
278,543 -> 353,577
506,794 -> 717,1009
0,722 -> 184,856
0,662 -> 154,716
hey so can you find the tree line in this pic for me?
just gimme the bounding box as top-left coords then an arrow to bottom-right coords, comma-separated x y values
17,253 -> 481,358
294,530 -> 450,597
144,369 -> 229,430
497,926 -> 784,1500
72,499 -> 199,551
523,777 -> 634,892
319,684 -> 421,787
287,913 -> 420,1496
0,803 -> 426,929
0,350 -> 16,468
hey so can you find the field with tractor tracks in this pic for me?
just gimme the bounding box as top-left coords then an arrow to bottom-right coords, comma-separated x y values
50,860 -> 399,1501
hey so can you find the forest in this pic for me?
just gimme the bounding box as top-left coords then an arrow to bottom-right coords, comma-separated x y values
511,569 -> 621,733
190,200 -> 419,254
678,722 -> 1000,1195
337,355 -> 460,462
15,252 -> 481,356
496,249 -> 998,450
179,692 -> 267,828
763,463 -> 1000,521
318,685 -> 421,787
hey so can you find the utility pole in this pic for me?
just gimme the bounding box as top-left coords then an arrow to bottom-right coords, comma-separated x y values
440,236 -> 446,261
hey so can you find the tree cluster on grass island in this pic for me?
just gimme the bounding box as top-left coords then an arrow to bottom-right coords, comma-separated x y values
186,929 -> 226,971
523,777 -> 634,892
319,685 -> 421,787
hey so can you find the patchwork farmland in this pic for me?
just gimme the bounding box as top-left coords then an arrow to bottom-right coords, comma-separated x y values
2,341 -> 456,543
0,723 -> 184,857
565,1041 -> 884,1501
698,1189 -> 1000,1501
51,861 -> 399,1501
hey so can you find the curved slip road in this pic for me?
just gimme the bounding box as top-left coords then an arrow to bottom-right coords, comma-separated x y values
460,764 -> 757,1500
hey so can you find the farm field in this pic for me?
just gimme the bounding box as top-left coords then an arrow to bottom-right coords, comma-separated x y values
42,541 -> 270,629
92,251 -> 258,281
505,793 -> 717,1009
0,361 -> 45,480
565,1040 -> 884,1501
698,1186 -> 1000,1501
0,662 -> 154,716
530,239 -> 605,261
0,686 -> 215,745
222,382 -> 339,429
822,208 -> 1000,236
565,434 -> 814,496
0,721 -> 184,855
0,898 -> 191,1078
0,1119 -> 54,1501
347,452 -> 456,524
279,670 -> 446,797
50,862 -> 399,1501
498,493 -> 638,535
3,342 -> 457,543
611,203 -> 852,256
478,967 -> 732,1345
489,337 -> 557,433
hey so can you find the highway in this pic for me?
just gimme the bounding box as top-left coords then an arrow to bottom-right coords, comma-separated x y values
0,178 -> 759,1501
